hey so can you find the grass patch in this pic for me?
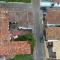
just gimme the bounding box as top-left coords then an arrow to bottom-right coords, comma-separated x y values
0,0 -> 31,3
10,54 -> 33,60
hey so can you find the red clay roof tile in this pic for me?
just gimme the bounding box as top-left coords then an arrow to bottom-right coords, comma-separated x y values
52,0 -> 60,3
46,27 -> 60,40
46,9 -> 60,24
0,41 -> 31,56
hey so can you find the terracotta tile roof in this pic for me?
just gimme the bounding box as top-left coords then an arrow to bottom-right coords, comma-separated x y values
46,9 -> 60,24
46,27 -> 60,40
10,30 -> 21,36
10,29 -> 32,36
8,11 -> 33,26
0,8 -> 33,27
0,9 -> 31,57
0,41 -> 31,56
0,12 -> 10,41
52,0 -> 60,3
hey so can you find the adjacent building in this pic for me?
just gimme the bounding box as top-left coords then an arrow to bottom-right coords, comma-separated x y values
46,8 -> 60,59
0,10 -> 10,44
0,8 -> 31,58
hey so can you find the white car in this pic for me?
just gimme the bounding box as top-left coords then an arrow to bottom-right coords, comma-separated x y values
18,26 -> 32,30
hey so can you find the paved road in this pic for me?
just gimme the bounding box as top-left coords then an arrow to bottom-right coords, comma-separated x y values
33,39 -> 46,60
32,1 -> 46,59
0,57 -> 5,60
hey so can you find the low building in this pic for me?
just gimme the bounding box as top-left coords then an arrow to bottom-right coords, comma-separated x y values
0,41 -> 31,56
0,9 -> 31,58
52,0 -> 60,3
45,8 -> 60,59
46,8 -> 60,24
0,10 -> 10,43
46,27 -> 60,40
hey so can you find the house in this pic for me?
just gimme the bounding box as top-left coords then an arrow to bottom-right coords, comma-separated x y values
0,9 -> 31,58
46,8 -> 60,24
0,10 -> 10,43
46,27 -> 60,40
52,0 -> 60,3
46,8 -> 60,59
0,41 -> 31,56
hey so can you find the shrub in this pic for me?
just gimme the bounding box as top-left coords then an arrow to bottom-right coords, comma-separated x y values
10,54 -> 33,60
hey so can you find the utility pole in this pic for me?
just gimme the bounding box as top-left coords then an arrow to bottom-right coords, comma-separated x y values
32,0 -> 46,60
